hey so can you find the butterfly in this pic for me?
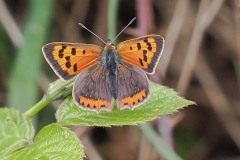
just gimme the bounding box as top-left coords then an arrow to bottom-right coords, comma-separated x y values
42,21 -> 164,112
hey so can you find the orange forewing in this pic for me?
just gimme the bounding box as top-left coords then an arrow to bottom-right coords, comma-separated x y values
116,35 -> 164,74
42,42 -> 102,80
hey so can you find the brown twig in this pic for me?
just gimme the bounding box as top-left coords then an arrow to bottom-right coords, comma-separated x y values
65,0 -> 91,42
138,134 -> 152,160
90,0 -> 108,45
0,0 -> 24,47
156,117 -> 173,149
234,0 -> 240,89
81,135 -> 103,160
136,0 -> 154,36
235,0 -> 240,59
74,127 -> 103,160
159,0 -> 190,77
195,54 -> 240,149
177,0 -> 225,95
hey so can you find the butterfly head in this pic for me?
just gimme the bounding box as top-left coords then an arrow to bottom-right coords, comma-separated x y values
104,40 -> 116,51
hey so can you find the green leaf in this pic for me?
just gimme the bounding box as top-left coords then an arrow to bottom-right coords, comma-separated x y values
5,124 -> 84,160
0,108 -> 35,158
56,83 -> 194,126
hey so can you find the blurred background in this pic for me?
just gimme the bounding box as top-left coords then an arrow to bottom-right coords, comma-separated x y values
0,0 -> 240,159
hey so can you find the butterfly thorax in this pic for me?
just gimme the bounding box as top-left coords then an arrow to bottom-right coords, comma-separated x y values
99,42 -> 121,99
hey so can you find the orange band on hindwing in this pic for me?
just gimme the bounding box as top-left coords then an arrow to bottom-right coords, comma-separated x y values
79,96 -> 111,111
118,89 -> 147,108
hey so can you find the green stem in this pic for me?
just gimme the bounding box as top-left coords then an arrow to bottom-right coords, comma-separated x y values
140,124 -> 183,160
108,0 -> 120,40
25,96 -> 51,118
25,79 -> 74,119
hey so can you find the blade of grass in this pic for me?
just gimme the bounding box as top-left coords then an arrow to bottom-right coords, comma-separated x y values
8,0 -> 55,111
140,124 -> 183,160
108,0 -> 120,41
0,24 -> 11,72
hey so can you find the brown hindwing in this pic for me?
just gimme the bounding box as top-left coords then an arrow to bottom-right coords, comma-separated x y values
117,62 -> 150,109
73,64 -> 113,111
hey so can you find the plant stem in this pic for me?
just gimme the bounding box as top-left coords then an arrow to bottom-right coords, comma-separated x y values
25,96 -> 51,118
140,124 -> 183,160
25,79 -> 74,119
108,0 -> 120,41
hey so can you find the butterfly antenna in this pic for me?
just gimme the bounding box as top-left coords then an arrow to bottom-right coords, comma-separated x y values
111,17 -> 136,44
78,23 -> 107,45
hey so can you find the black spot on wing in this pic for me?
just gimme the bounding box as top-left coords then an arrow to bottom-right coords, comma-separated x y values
137,43 -> 141,50
58,53 -> 64,58
58,45 -> 66,54
73,64 -> 78,72
146,42 -> 151,47
143,50 -> 147,55
43,43 -> 76,80
58,46 -> 67,58
147,46 -> 152,51
143,54 -> 147,62
142,37 -> 153,51
65,61 -> 71,68
71,48 -> 76,55
139,58 -> 144,66
145,36 -> 164,73
65,56 -> 70,61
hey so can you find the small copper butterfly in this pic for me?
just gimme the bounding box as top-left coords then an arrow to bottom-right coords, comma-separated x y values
42,18 -> 165,112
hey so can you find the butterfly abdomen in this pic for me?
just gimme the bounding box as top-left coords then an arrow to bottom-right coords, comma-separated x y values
100,46 -> 121,99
